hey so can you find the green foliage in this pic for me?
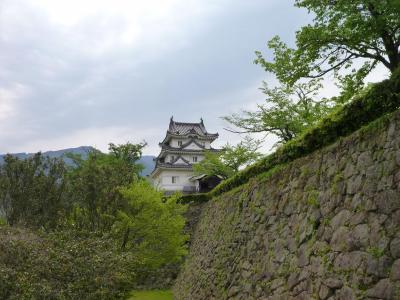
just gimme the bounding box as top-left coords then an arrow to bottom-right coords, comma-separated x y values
307,190 -> 320,208
193,136 -> 263,179
178,193 -> 210,204
367,246 -> 385,258
256,0 -> 400,94
109,141 -> 147,165
223,80 -> 337,145
66,143 -> 145,232
209,67 -> 400,198
0,153 -> 67,229
193,151 -> 233,179
129,290 -> 174,300
0,141 -> 188,296
113,180 -> 188,269
0,226 -> 136,300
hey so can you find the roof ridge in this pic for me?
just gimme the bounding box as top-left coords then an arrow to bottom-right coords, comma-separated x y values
173,121 -> 202,125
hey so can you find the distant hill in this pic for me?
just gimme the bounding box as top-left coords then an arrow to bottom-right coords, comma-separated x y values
0,146 -> 155,176
138,155 -> 156,176
0,146 -> 94,166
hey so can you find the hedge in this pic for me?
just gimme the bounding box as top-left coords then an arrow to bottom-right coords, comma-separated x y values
180,68 -> 400,203
178,193 -> 210,204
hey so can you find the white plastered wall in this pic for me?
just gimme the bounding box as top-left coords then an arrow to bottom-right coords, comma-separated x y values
155,169 -> 196,192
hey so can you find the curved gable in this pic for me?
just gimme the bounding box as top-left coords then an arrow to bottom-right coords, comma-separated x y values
171,155 -> 191,165
182,139 -> 205,150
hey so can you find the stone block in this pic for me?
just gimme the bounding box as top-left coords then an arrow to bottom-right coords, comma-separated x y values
331,210 -> 351,230
324,277 -> 343,289
287,272 -> 300,290
331,226 -> 352,251
366,255 -> 391,278
297,245 -> 310,267
366,279 -> 394,299
357,151 -> 374,170
334,251 -> 366,272
351,223 -> 370,249
336,286 -> 356,300
376,190 -> 399,214
390,238 -> 400,259
319,284 -> 332,300
391,259 -> 400,281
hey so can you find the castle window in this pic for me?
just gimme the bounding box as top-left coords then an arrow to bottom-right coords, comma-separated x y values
178,141 -> 183,147
193,156 -> 198,162
170,156 -> 175,162
172,176 -> 178,184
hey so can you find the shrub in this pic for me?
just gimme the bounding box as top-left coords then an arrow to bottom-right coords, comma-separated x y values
0,226 -> 136,299
178,193 -> 210,204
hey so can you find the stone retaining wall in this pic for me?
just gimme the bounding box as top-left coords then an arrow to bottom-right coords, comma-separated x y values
174,111 -> 400,299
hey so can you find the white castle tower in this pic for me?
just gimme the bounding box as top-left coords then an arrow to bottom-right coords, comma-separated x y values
151,117 -> 220,194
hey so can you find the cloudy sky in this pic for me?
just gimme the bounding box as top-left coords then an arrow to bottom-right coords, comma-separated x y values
0,1 -> 388,155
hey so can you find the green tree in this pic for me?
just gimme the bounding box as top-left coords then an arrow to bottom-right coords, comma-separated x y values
223,79 -> 335,145
67,142 -> 146,231
193,151 -> 233,179
109,141 -> 147,165
256,0 -> 400,95
112,180 -> 188,269
0,153 -> 67,228
193,137 -> 263,179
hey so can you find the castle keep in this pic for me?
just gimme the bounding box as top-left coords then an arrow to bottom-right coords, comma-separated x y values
151,117 -> 220,193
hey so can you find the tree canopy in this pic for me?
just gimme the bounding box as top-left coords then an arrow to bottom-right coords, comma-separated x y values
0,153 -> 67,228
113,180 -> 187,269
256,0 -> 400,91
223,79 -> 336,145
193,137 -> 263,179
66,144 -> 144,231
225,0 -> 399,145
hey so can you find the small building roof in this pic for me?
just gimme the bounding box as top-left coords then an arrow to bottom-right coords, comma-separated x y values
150,161 -> 193,177
168,117 -> 208,135
167,117 -> 217,136
159,117 -> 218,146
188,174 -> 224,181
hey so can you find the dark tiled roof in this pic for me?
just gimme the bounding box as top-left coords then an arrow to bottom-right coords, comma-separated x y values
160,144 -> 221,152
168,117 -> 217,137
150,161 -> 193,176
159,138 -> 206,149
152,155 -> 192,172
151,155 -> 194,174
154,162 -> 193,170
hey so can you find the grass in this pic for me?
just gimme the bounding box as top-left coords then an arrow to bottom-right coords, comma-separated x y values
129,290 -> 174,300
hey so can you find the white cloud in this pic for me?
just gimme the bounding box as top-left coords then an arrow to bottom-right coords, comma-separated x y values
0,89 -> 15,121
9,0 -> 225,58
0,83 -> 28,121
